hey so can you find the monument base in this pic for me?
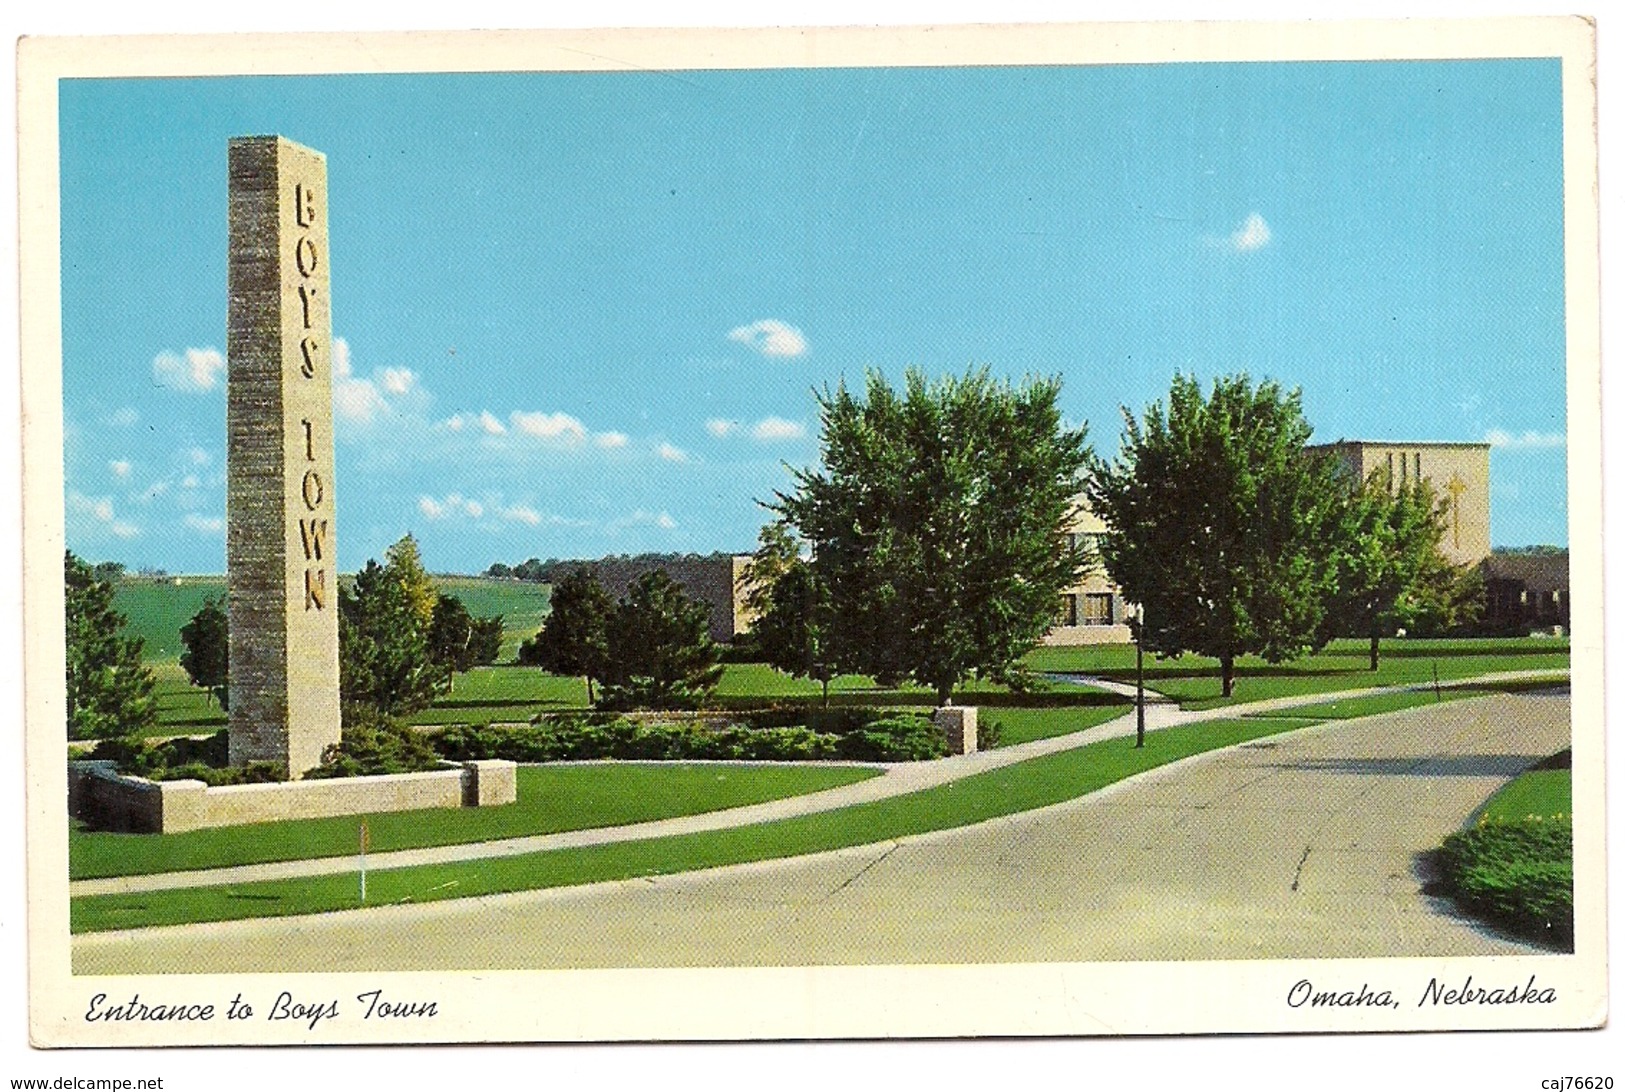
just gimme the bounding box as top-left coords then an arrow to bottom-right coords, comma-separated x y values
68,759 -> 517,834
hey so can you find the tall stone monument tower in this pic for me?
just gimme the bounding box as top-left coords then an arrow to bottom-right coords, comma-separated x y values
227,136 -> 340,778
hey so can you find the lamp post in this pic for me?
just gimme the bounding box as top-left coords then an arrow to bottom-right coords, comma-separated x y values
1134,605 -> 1146,749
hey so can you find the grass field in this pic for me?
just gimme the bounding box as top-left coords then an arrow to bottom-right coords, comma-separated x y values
1243,677 -> 1571,722
71,715 -> 1320,932
1476,753 -> 1572,823
114,575 -> 551,665
70,763 -> 880,880
1025,636 -> 1569,709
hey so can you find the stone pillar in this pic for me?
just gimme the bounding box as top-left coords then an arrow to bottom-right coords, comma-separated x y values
934,705 -> 978,755
227,136 -> 340,779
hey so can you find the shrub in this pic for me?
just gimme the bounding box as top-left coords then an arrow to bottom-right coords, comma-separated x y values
304,706 -> 445,779
977,716 -> 1004,750
834,714 -> 947,761
1437,818 -> 1573,947
78,731 -> 286,784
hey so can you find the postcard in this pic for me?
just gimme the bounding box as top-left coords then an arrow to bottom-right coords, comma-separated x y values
18,15 -> 1604,1047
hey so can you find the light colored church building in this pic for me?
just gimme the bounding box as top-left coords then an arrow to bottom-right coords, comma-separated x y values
1043,439 -> 1493,646
1308,440 -> 1492,567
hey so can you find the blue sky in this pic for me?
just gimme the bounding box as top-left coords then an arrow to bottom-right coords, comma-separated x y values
59,58 -> 1568,574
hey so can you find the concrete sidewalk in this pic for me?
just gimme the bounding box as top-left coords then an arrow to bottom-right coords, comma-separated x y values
71,687 -> 1571,972
71,668 -> 1565,898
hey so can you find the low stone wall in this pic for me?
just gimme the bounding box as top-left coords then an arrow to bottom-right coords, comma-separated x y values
68,759 -> 518,834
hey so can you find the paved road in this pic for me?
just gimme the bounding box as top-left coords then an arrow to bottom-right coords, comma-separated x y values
72,670 -> 1559,897
73,688 -> 1569,973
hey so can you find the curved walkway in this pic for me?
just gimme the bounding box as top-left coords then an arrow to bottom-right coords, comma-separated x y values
72,669 -> 1563,898
72,686 -> 1570,971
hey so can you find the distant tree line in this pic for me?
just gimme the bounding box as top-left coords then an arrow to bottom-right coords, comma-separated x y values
486,551 -> 738,584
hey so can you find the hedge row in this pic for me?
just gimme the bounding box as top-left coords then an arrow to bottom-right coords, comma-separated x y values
436,710 -> 947,763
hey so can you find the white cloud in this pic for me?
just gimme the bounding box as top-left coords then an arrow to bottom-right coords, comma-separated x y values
187,447 -> 211,466
611,508 -> 679,533
379,367 -> 418,397
594,431 -> 629,449
152,347 -> 225,392
1486,428 -> 1566,450
183,513 -> 224,534
70,491 -> 139,538
1228,212 -> 1272,252
109,459 -> 132,479
657,442 -> 689,463
332,338 -> 430,425
511,410 -> 588,445
444,415 -> 465,432
478,410 -> 506,435
750,416 -> 807,441
181,475 -> 201,490
727,319 -> 808,357
418,492 -> 487,521
705,418 -> 737,438
335,376 -> 391,423
500,504 -> 543,526
109,407 -> 139,427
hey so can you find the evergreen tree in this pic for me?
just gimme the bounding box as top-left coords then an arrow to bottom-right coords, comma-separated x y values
179,595 -> 230,708
385,533 -> 438,629
427,593 -> 477,691
64,551 -> 157,739
776,368 -> 1089,704
1085,374 -> 1344,698
599,570 -> 723,710
339,559 -> 441,717
520,567 -> 612,703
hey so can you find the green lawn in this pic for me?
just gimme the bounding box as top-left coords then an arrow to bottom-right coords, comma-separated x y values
70,763 -> 880,880
1024,637 -> 1569,710
71,715 -> 1320,932
150,661 -> 228,731
983,705 -> 1130,746
1244,677 -> 1571,722
1477,756 -> 1571,823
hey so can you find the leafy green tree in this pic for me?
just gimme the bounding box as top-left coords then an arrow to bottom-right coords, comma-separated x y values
599,570 -> 724,710
64,551 -> 157,739
1397,554 -> 1486,638
469,616 -> 504,665
1085,374 -> 1344,698
1322,472 -> 1451,669
385,533 -> 438,629
179,595 -> 229,708
339,559 -> 441,717
427,593 -> 477,691
743,523 -> 835,704
776,368 -> 1090,704
520,567 -> 613,703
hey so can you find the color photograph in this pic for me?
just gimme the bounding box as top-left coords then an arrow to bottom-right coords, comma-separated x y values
19,16 -> 1604,1045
